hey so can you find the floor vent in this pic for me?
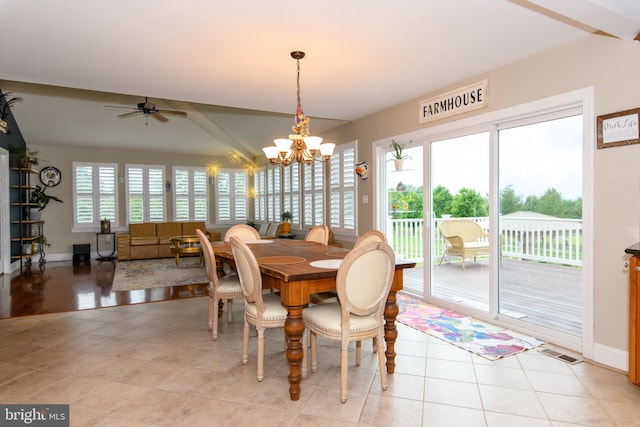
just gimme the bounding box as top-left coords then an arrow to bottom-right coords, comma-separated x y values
539,348 -> 583,365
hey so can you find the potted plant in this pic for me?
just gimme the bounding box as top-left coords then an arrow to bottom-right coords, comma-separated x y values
281,211 -> 293,234
28,185 -> 63,220
8,145 -> 39,168
389,139 -> 411,171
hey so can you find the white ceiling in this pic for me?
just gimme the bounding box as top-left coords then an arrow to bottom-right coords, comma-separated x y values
1,0 -> 639,158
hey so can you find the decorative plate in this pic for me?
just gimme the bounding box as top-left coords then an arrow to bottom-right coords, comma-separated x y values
40,166 -> 61,187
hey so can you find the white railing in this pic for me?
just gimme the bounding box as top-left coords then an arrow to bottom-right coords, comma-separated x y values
389,215 -> 583,267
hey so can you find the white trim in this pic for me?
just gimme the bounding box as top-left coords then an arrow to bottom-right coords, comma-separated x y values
0,148 -> 10,275
373,87 -> 596,363
592,343 -> 628,372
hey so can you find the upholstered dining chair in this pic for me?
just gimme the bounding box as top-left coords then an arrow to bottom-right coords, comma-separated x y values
309,229 -> 387,305
196,229 -> 243,340
302,241 -> 395,403
304,224 -> 330,245
224,223 -> 261,242
229,236 -> 289,382
354,229 -> 387,248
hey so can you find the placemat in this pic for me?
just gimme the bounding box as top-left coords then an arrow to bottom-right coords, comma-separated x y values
280,240 -> 317,246
257,256 -> 306,265
309,259 -> 343,269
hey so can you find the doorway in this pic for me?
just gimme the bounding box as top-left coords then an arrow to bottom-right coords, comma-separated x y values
377,90 -> 592,352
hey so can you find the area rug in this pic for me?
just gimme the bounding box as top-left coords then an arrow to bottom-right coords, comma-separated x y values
112,257 -> 208,291
396,294 -> 545,360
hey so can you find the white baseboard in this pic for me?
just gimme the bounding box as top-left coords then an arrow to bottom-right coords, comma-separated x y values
592,343 -> 628,372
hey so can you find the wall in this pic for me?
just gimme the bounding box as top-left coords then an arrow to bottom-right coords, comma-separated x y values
29,143 -> 232,259
323,33 -> 640,361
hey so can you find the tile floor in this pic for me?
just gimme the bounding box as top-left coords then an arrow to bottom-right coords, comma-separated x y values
1,296 -> 640,426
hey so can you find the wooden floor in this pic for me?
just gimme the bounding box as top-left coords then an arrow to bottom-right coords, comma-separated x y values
402,258 -> 583,336
0,260 -> 208,319
1,258 -> 582,338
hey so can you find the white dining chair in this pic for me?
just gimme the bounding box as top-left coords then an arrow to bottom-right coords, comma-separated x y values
304,224 -> 329,245
196,229 -> 243,340
229,236 -> 289,382
302,241 -> 395,402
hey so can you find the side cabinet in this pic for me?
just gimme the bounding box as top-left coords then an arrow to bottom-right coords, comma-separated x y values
630,254 -> 640,385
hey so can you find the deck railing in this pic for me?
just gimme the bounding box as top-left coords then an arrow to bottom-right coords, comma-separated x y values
389,216 -> 583,267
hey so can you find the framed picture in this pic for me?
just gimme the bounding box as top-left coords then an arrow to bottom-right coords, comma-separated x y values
596,108 -> 640,149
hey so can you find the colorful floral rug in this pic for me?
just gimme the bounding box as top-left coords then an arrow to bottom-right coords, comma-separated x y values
397,294 -> 545,360
112,257 -> 208,291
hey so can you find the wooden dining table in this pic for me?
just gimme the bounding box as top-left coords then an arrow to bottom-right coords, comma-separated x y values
211,238 -> 416,401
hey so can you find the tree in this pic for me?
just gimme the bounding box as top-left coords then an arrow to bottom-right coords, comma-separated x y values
537,188 -> 564,217
500,185 -> 522,215
432,185 -> 452,218
451,188 -> 488,217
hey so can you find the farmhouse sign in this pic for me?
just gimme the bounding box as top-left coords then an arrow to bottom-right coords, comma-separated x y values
419,79 -> 488,123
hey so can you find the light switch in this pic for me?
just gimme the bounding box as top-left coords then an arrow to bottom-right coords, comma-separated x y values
362,195 -> 368,204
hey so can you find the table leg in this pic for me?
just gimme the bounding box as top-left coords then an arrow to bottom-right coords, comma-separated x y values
174,253 -> 180,267
384,290 -> 399,374
285,305 -> 305,401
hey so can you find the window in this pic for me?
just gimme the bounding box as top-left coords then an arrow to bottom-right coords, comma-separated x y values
329,140 -> 357,236
254,167 -> 267,222
266,166 -> 282,222
215,168 -> 248,223
73,162 -> 118,229
302,161 -> 324,228
173,167 -> 209,222
126,164 -> 165,223
283,164 -> 300,228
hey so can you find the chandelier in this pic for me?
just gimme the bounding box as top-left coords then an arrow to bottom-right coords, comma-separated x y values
263,51 -> 335,166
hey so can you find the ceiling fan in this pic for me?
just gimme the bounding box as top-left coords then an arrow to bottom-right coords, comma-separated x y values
108,97 -> 187,122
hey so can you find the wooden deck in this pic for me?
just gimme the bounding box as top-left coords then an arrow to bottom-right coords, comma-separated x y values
402,258 -> 582,337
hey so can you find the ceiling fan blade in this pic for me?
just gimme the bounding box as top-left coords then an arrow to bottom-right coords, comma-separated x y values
106,105 -> 137,110
118,111 -> 142,118
151,112 -> 169,122
156,109 -> 187,116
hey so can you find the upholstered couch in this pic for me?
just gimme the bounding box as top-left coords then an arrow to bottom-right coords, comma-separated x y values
116,221 -> 221,261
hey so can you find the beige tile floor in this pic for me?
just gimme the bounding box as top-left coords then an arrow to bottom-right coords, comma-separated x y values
1,296 -> 640,426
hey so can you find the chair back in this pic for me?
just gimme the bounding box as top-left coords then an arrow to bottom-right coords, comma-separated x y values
354,230 -> 387,249
224,224 -> 261,242
229,236 -> 264,308
336,242 -> 395,319
196,229 -> 219,289
438,219 -> 488,242
305,224 -> 330,245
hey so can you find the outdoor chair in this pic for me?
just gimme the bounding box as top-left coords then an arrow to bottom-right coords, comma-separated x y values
438,219 -> 490,269
302,241 -> 395,403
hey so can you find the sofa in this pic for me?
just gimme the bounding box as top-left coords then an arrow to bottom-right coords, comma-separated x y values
117,221 -> 222,261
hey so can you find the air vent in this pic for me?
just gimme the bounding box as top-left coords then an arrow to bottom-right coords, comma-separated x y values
539,348 -> 582,365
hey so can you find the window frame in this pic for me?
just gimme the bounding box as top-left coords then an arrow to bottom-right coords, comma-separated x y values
72,162 -> 118,231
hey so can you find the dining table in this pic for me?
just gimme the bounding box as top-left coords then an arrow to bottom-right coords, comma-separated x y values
211,238 -> 416,401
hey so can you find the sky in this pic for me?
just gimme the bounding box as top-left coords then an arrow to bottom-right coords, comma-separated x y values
386,115 -> 583,200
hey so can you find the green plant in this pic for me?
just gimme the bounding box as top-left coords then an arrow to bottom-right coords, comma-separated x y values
30,185 -> 63,211
390,139 -> 412,161
281,211 -> 293,223
8,145 -> 39,167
